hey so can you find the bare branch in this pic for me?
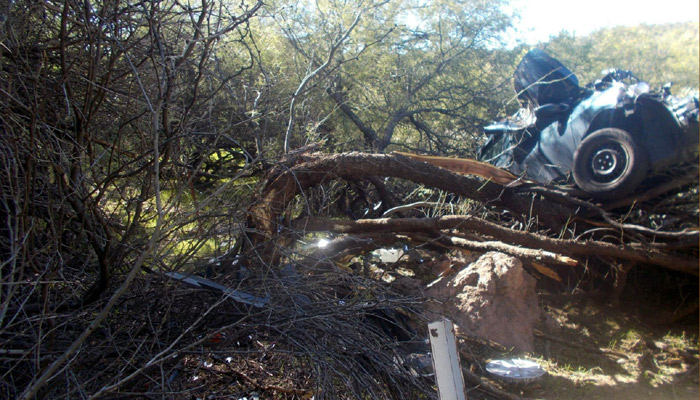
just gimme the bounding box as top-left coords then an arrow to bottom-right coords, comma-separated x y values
283,7 -> 365,154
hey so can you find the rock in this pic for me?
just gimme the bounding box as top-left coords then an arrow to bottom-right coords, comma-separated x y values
425,252 -> 542,353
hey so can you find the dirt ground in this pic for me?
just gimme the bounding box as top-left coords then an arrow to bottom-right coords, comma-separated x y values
142,264 -> 698,400
466,268 -> 699,400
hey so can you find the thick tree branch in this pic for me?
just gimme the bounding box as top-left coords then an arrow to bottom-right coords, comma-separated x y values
292,215 -> 698,275
247,152 -> 576,246
326,85 -> 381,146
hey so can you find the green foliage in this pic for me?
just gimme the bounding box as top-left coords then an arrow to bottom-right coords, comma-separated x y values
2,1 -> 699,397
543,22 -> 699,90
249,0 -> 516,154
5,1 -> 696,291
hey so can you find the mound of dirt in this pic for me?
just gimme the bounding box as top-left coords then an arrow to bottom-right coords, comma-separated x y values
425,252 -> 549,353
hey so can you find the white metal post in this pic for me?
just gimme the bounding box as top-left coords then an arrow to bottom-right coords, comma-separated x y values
428,318 -> 466,400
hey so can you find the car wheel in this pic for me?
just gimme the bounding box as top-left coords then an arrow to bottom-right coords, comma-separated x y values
572,128 -> 649,199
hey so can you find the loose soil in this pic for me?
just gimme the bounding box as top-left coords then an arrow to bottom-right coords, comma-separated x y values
145,265 -> 698,400
464,267 -> 699,400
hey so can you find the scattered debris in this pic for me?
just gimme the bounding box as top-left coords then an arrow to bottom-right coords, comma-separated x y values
160,270 -> 269,308
485,358 -> 546,383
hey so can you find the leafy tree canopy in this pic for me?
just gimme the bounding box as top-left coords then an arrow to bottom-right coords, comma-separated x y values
542,22 -> 699,91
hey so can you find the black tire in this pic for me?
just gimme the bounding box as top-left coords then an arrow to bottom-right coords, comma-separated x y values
572,128 -> 649,199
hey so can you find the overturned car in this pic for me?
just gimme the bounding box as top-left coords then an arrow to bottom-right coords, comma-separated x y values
477,49 -> 699,199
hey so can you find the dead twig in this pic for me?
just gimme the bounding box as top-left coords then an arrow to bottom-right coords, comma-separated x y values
409,233 -> 578,267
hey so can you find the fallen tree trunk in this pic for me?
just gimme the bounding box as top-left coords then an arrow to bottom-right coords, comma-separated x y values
248,152 -> 576,241
244,151 -> 698,277
292,216 -> 698,275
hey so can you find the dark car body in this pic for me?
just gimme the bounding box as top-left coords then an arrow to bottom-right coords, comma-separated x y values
477,49 -> 699,199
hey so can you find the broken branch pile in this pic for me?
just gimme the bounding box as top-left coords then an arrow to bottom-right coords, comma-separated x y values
244,151 -> 698,278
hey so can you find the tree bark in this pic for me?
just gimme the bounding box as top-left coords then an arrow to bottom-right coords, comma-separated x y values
245,152 -> 697,276
247,152 -> 575,242
292,216 -> 698,275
